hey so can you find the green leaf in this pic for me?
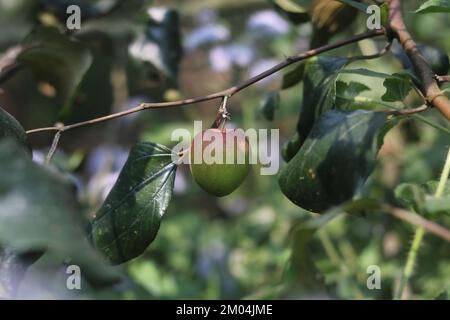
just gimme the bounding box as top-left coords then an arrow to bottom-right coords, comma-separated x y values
260,92 -> 280,121
423,180 -> 450,216
0,248 -> 41,298
286,211 -> 340,295
434,290 -> 448,300
335,81 -> 372,110
281,62 -> 305,89
282,132 -> 302,162
296,56 -> 350,148
0,108 -> 36,298
339,68 -> 396,79
423,180 -> 450,195
382,73 -> 413,102
424,195 -> 450,216
18,26 -> 92,118
327,198 -> 382,215
0,106 -> 31,154
283,57 -> 351,161
394,183 -> 426,213
279,110 -> 388,212
129,8 -> 183,81
0,140 -> 118,286
380,2 -> 390,27
90,142 -> 177,264
415,0 -> 450,14
271,0 -> 309,24
340,68 -> 417,104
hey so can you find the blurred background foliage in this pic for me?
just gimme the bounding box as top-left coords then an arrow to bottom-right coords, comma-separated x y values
0,0 -> 449,299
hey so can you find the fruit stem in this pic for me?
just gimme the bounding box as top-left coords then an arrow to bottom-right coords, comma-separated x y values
211,95 -> 231,129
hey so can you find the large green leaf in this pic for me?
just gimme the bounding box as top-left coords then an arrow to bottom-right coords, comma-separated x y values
296,56 -> 349,147
0,106 -> 30,154
282,57 -> 350,162
260,91 -> 280,121
279,110 -> 388,212
17,26 -> 92,117
0,107 -> 35,298
415,0 -> 450,14
0,248 -> 41,298
281,62 -> 306,90
90,142 -> 177,265
0,140 -> 119,286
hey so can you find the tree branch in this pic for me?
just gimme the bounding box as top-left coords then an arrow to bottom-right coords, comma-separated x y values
388,0 -> 450,121
386,104 -> 429,116
384,205 -> 450,243
435,75 -> 450,85
26,29 -> 386,136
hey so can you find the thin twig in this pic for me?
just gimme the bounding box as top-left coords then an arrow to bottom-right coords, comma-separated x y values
385,206 -> 450,243
388,0 -> 450,121
386,104 -> 429,116
349,40 -> 393,62
435,75 -> 450,85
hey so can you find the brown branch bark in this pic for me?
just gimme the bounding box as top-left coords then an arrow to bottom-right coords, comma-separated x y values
435,75 -> 450,84
384,206 -> 450,243
388,0 -> 450,121
386,104 -> 429,116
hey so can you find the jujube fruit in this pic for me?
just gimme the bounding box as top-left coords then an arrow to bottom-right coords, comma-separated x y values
189,128 -> 250,197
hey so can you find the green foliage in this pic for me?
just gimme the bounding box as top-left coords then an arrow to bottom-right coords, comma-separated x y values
0,0 -> 449,301
18,26 -> 92,117
382,73 -> 413,102
296,56 -> 349,148
281,62 -> 305,90
416,0 -> 450,14
90,142 -> 177,264
335,81 -> 371,110
0,106 -> 31,154
0,140 -> 119,286
395,183 -> 426,212
259,91 -> 280,121
279,110 -> 388,212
